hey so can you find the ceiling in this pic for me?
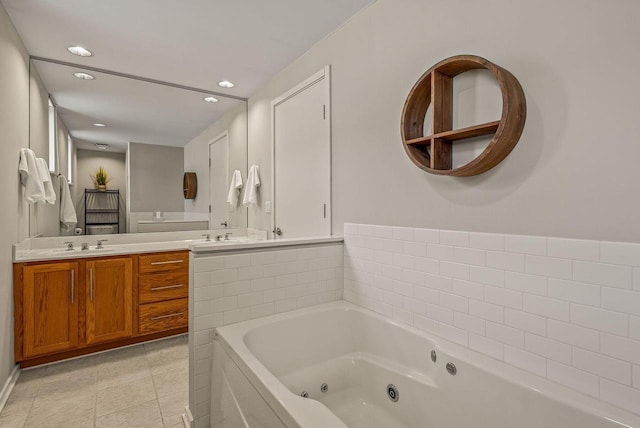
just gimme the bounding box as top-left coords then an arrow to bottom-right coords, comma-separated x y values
2,0 -> 375,98
2,0 -> 374,152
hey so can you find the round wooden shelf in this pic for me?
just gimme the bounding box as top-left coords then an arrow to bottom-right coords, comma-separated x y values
401,55 -> 526,176
183,172 -> 197,199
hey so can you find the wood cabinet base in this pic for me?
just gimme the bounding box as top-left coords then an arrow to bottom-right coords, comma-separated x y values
18,327 -> 187,368
14,250 -> 190,368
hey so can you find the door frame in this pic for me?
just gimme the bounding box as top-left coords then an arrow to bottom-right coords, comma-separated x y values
208,130 -> 229,229
270,65 -> 332,239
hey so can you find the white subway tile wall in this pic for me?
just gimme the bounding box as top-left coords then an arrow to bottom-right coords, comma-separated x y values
343,223 -> 640,415
191,244 -> 343,428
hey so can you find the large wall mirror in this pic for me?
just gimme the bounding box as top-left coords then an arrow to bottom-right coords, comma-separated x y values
28,58 -> 248,238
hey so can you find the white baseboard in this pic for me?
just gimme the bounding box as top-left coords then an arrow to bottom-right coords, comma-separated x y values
0,365 -> 20,413
182,405 -> 194,428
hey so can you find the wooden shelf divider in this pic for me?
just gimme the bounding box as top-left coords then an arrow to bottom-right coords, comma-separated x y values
433,121 -> 501,142
406,136 -> 432,146
407,121 -> 501,146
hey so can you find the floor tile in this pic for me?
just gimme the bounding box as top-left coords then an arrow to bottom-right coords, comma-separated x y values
1,385 -> 36,417
41,355 -> 99,384
152,365 -> 188,398
25,393 -> 95,428
32,373 -> 96,409
96,399 -> 163,428
25,413 -> 94,428
15,367 -> 45,385
99,344 -> 147,364
10,380 -> 40,400
96,376 -> 157,417
1,336 -> 189,428
98,355 -> 151,390
158,390 -> 188,427
148,348 -> 188,376
0,410 -> 28,428
144,335 -> 187,357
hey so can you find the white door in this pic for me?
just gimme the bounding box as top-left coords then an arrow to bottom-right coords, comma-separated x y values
209,132 -> 229,229
273,67 -> 331,238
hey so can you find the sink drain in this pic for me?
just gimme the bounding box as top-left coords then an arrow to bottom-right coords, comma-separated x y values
387,384 -> 399,402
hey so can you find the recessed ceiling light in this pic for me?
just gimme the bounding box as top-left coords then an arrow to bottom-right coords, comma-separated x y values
217,80 -> 235,88
95,143 -> 110,150
73,72 -> 95,80
93,123 -> 106,127
203,96 -> 218,103
67,46 -> 93,57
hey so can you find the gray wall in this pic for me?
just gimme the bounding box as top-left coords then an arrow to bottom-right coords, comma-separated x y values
74,149 -> 127,234
28,64 -> 51,237
0,1 -> 30,397
128,142 -> 184,212
247,0 -> 640,243
28,64 -> 48,164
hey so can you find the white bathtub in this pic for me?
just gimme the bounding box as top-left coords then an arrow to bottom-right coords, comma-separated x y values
211,301 -> 640,428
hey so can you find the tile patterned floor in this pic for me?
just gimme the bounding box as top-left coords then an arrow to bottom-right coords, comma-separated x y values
0,334 -> 188,428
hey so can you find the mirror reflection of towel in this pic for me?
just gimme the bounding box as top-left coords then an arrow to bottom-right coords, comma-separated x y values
59,175 -> 77,231
36,158 -> 57,204
227,169 -> 244,209
18,148 -> 45,203
242,165 -> 261,206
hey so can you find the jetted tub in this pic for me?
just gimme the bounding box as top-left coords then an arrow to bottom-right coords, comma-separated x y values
211,302 -> 640,428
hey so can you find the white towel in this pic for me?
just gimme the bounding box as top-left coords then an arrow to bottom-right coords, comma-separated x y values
36,158 -> 56,204
59,175 -> 77,231
242,165 -> 261,206
227,169 -> 244,208
18,148 -> 46,203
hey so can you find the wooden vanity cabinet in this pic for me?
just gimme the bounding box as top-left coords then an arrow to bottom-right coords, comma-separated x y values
14,250 -> 189,367
85,257 -> 133,345
20,261 -> 80,359
137,251 -> 189,334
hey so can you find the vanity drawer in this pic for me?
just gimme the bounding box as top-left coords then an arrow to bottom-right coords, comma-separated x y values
139,271 -> 188,304
139,298 -> 188,334
139,251 -> 189,274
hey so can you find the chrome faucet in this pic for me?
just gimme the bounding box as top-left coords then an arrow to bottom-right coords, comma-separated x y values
224,232 -> 232,241
63,241 -> 74,251
220,221 -> 228,228
96,239 -> 108,249
202,234 -> 211,242
81,243 -> 90,250
215,235 -> 224,241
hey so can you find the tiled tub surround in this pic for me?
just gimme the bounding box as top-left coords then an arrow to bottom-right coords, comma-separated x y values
189,239 -> 344,428
343,223 -> 640,416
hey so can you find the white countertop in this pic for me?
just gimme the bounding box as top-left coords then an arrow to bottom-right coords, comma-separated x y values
189,236 -> 344,254
13,239 -> 196,262
13,233 -> 343,263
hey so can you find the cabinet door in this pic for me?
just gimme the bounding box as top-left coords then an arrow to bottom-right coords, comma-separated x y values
86,257 -> 133,345
23,262 -> 79,358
